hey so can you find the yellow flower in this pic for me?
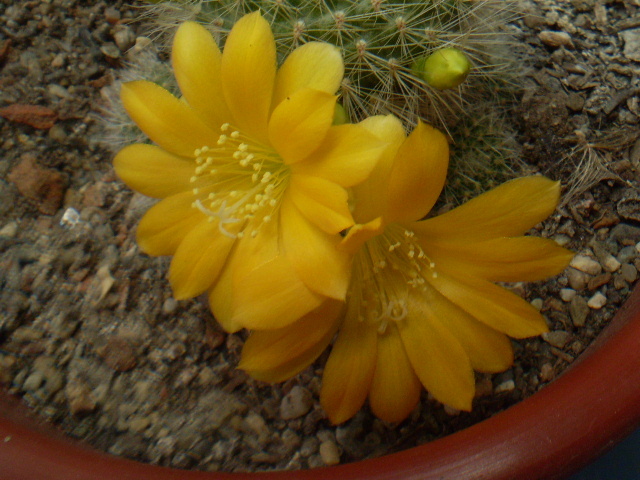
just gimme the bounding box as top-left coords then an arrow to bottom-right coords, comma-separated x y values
113,13 -> 385,331
240,116 -> 573,424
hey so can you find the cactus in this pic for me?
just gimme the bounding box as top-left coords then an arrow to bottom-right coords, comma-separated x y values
103,0 -> 525,203
138,0 -> 519,130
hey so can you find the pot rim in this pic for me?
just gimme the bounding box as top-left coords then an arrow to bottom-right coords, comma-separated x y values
2,286 -> 640,480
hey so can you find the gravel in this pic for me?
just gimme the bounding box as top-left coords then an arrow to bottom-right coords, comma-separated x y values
1,0 -> 639,473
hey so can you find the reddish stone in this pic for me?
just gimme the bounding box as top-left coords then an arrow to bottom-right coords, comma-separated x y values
97,336 -> 137,372
7,154 -> 66,215
0,104 -> 57,129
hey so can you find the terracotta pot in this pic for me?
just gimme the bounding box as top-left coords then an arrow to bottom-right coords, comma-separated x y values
2,286 -> 640,480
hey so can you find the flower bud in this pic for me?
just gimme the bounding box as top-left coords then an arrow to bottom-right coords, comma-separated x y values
412,47 -> 472,90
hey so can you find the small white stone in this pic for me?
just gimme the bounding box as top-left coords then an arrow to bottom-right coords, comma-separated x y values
495,380 -> 515,393
569,255 -> 602,276
530,298 -> 544,311
560,288 -> 577,302
587,292 -> 607,309
601,255 -> 621,273
280,386 -> 313,420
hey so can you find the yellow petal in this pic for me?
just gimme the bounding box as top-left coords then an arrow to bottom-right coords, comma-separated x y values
289,174 -> 354,234
293,124 -> 386,187
208,259 -> 243,333
429,271 -> 549,339
231,256 -> 324,330
273,42 -> 343,107
136,191 -> 203,256
120,81 -> 219,157
424,236 -> 574,283
239,300 -> 343,382
384,121 -> 449,223
369,324 -> 422,423
413,176 -> 561,242
320,308 -> 378,424
351,115 -> 405,223
280,195 -> 352,300
339,217 -> 385,256
113,144 -> 194,199
172,21 -> 233,130
268,88 -> 337,165
399,291 -> 476,411
168,219 -> 238,300
229,222 -> 324,330
422,283 -> 513,373
221,12 -> 275,144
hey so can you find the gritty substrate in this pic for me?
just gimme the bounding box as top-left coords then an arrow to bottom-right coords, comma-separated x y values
1,0 -> 640,472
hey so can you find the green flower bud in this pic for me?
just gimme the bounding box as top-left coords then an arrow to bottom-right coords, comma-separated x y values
412,47 -> 472,90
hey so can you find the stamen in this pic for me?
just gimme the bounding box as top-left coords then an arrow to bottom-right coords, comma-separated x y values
189,126 -> 290,240
349,224 -> 439,333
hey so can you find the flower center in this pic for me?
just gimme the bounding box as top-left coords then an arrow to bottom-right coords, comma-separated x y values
189,123 -> 290,239
349,223 -> 437,335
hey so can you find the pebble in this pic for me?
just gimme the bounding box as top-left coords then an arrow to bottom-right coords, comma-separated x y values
97,336 -> 137,372
618,246 -> 637,264
610,224 -> 640,245
162,298 -> 178,315
0,221 -> 18,237
113,25 -> 136,52
620,263 -> 638,283
100,43 -> 121,61
7,154 -> 66,215
104,6 -> 121,24
587,292 -> 607,309
23,370 -> 45,391
621,28 -> 640,62
243,412 -> 270,442
600,254 -> 621,273
569,255 -> 602,275
538,30 -> 573,48
299,436 -> 319,457
156,436 -> 178,457
173,366 -> 198,389
128,416 -> 151,433
530,298 -> 544,311
587,272 -> 611,290
569,295 -> 590,327
65,380 -> 97,415
539,363 -> 555,382
494,380 -> 515,394
566,267 -> 589,290
51,53 -> 66,68
280,386 -> 313,420
319,440 -> 341,466
542,330 -> 572,349
33,356 -> 64,396
614,274 -> 629,290
11,326 -> 44,343
280,429 -> 302,454
559,288 -> 576,302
